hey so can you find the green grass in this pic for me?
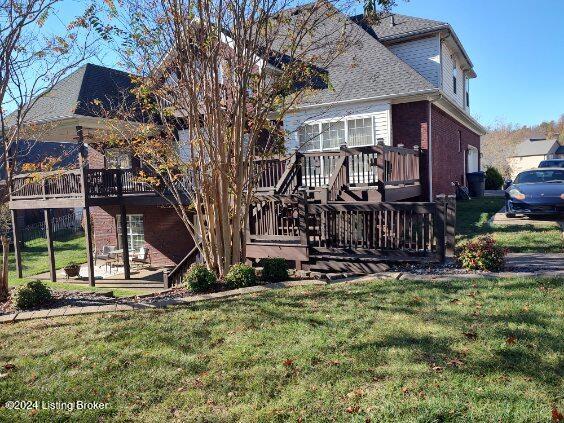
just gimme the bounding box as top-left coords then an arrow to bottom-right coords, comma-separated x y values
1,277 -> 562,422
7,234 -> 142,297
456,197 -> 563,253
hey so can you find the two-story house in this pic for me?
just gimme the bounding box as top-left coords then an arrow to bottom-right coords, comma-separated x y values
8,6 -> 479,283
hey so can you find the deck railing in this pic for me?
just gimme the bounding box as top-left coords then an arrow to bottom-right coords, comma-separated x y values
253,144 -> 420,194
11,169 -> 83,199
248,195 -> 456,261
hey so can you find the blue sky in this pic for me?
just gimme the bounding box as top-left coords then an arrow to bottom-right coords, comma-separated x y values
49,0 -> 564,129
383,0 -> 564,128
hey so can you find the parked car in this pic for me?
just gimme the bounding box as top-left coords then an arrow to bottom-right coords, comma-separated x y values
538,158 -> 564,168
504,168 -> 564,218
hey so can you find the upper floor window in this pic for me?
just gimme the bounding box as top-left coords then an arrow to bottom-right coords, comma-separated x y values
105,149 -> 132,169
452,59 -> 458,95
465,78 -> 470,107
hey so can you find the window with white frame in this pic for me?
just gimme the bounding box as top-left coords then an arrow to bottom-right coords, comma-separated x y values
321,121 -> 345,150
465,77 -> 470,107
299,114 -> 385,152
347,117 -> 373,147
452,59 -> 458,95
105,149 -> 132,169
116,214 -> 145,252
298,123 -> 321,151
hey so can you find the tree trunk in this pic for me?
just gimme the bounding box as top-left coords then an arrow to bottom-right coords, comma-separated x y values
0,235 -> 9,301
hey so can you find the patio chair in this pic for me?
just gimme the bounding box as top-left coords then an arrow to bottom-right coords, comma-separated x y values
131,247 -> 151,269
96,245 -> 116,266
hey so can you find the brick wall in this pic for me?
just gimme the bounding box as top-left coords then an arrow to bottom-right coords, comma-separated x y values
89,205 -> 195,267
430,105 -> 481,197
87,145 -> 105,169
392,101 -> 430,199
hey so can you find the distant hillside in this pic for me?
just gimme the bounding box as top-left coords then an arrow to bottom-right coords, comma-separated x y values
481,115 -> 564,177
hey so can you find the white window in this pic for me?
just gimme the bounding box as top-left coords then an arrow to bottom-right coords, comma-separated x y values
116,214 -> 145,252
465,77 -> 470,107
106,149 -> 132,169
321,121 -> 345,150
347,117 -> 373,147
298,123 -> 321,151
452,59 -> 458,95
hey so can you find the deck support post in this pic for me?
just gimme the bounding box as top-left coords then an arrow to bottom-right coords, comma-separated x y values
83,206 -> 96,286
435,195 -> 446,262
44,208 -> 56,282
10,209 -> 22,279
119,205 -> 131,279
445,195 -> 456,257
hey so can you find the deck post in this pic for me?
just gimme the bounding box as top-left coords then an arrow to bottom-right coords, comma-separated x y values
10,209 -> 22,279
445,195 -> 456,257
435,195 -> 446,262
83,206 -> 96,286
76,126 -> 88,200
44,208 -> 56,282
119,205 -> 131,279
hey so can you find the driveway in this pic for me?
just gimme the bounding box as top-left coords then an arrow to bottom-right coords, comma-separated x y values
490,206 -> 564,229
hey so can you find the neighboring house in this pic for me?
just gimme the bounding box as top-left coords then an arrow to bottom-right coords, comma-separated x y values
284,10 -> 485,199
508,138 -> 564,178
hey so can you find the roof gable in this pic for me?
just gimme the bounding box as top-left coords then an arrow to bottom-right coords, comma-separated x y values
513,138 -> 560,157
351,13 -> 447,40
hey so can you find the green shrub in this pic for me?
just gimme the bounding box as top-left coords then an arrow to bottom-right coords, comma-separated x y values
184,264 -> 216,293
484,166 -> 504,190
456,235 -> 507,271
13,280 -> 52,310
225,263 -> 256,289
260,258 -> 289,282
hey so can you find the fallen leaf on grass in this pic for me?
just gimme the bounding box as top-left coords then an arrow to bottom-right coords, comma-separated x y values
450,298 -> 461,305
447,358 -> 464,368
3,363 -> 15,370
432,366 -> 444,373
401,386 -> 410,395
176,386 -> 187,393
0,373 -> 8,379
522,305 -> 530,312
282,359 -> 294,367
463,332 -> 478,340
506,335 -> 517,345
552,407 -> 564,422
346,405 -> 360,414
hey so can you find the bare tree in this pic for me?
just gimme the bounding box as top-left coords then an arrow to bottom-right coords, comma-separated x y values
98,0 -> 394,278
0,0 -> 97,299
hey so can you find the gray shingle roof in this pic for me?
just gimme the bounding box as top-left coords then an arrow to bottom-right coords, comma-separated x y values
513,138 -> 560,157
352,13 -> 447,40
287,4 -> 436,107
13,63 -> 137,125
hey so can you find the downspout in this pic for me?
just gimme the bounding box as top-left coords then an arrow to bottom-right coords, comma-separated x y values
427,101 -> 433,200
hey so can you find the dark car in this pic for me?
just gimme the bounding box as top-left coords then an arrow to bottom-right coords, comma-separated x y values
538,159 -> 564,168
504,168 -> 564,218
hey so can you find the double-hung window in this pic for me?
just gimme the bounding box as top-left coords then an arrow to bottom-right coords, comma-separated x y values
347,118 -> 373,147
116,214 -> 145,252
452,59 -> 458,95
298,123 -> 321,151
321,121 -> 345,150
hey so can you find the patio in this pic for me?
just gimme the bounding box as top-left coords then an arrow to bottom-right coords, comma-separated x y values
34,261 -> 170,289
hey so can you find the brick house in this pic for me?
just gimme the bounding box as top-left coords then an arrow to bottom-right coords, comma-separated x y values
284,11 -> 485,200
8,8 -> 483,282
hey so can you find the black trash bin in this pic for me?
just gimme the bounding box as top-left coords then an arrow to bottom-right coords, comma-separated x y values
466,171 -> 485,198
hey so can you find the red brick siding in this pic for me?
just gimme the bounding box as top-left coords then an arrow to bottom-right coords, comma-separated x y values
89,205 -> 194,267
87,145 -> 105,169
392,101 -> 430,199
430,105 -> 480,197
392,101 -> 429,149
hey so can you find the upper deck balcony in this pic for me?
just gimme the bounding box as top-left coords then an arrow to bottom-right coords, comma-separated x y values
8,168 -> 174,209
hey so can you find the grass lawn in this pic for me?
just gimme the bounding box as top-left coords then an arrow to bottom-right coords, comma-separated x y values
1,276 -> 562,421
7,234 -> 142,297
456,197 -> 563,253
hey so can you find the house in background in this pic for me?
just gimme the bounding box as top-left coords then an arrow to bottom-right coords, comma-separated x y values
283,11 -> 486,200
508,137 -> 564,178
